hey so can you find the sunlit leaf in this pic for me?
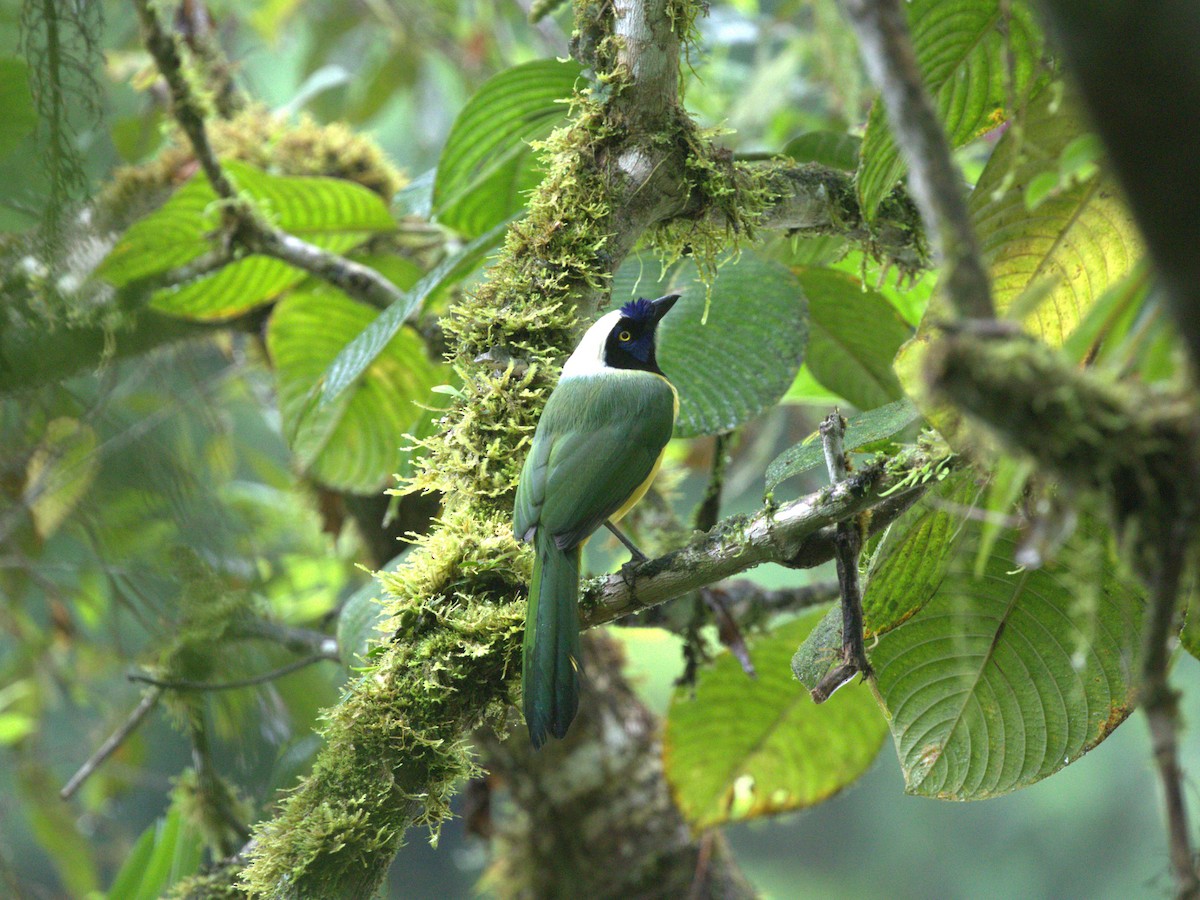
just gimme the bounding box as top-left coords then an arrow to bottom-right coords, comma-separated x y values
434,59 -> 583,237
971,84 -> 1143,345
782,364 -> 845,405
858,0 -> 1046,218
99,161 -> 396,319
24,417 -> 98,538
664,610 -> 887,830
269,292 -> 443,492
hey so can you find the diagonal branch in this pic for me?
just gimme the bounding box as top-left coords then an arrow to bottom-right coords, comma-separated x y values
838,0 -> 993,319
133,0 -> 406,312
583,450 -> 935,627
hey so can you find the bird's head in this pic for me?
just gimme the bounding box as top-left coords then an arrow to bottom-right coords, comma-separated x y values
604,294 -> 679,373
560,294 -> 680,379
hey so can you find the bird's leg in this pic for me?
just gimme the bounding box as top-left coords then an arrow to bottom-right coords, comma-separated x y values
604,521 -> 648,564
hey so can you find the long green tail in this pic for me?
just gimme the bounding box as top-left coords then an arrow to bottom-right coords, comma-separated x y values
522,532 -> 582,749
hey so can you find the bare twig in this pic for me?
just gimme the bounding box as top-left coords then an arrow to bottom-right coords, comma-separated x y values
1141,522 -> 1200,898
133,0 -> 406,311
60,687 -> 163,799
838,0 -> 994,319
810,411 -> 872,702
693,432 -> 733,533
128,651 -> 339,692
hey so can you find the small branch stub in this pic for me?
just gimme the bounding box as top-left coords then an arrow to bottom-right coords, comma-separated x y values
810,410 -> 873,703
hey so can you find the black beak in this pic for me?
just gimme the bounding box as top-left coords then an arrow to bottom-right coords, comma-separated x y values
650,294 -> 680,321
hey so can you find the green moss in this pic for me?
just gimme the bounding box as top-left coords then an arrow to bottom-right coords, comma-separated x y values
241,503 -> 529,895
647,136 -> 778,292
99,107 -> 405,231
927,332 -> 1200,575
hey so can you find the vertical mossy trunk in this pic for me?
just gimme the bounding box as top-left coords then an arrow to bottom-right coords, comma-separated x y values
234,1 -> 769,895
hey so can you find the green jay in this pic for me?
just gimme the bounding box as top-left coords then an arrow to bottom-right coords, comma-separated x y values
513,294 -> 680,748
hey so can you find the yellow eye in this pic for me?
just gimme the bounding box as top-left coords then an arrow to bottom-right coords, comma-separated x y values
619,330 -> 632,342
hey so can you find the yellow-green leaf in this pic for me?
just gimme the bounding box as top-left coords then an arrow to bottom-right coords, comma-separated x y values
664,610 -> 887,830
24,417 -> 98,538
970,84 -> 1143,345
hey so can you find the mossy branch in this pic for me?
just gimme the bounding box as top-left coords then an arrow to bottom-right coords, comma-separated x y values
925,331 -> 1200,571
583,449 -> 934,626
133,0 -> 406,313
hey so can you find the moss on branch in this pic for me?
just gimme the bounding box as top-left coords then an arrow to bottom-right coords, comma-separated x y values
925,331 -> 1200,573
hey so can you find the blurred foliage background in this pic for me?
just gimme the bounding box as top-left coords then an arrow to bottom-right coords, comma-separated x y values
0,0 -> 1192,896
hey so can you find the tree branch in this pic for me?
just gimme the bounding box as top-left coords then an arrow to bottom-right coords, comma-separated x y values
745,162 -> 928,271
133,0 -> 407,312
1140,522 -> 1200,898
583,449 -> 936,627
60,687 -> 163,800
838,0 -> 993,319
129,652 -> 339,692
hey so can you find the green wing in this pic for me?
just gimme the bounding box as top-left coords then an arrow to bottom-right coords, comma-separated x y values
513,372 -> 675,550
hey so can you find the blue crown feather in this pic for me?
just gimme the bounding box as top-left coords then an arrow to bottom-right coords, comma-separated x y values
619,298 -> 655,321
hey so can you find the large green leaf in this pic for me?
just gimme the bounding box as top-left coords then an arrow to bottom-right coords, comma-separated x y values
765,398 -> 920,493
857,0 -> 1046,219
800,267 -> 911,409
871,512 -> 1144,800
664,610 -> 888,830
862,473 -> 981,635
783,130 -> 861,171
433,59 -> 582,237
99,161 -> 396,319
970,84 -> 1143,345
653,254 -> 808,437
269,292 -> 442,492
319,218 -> 509,406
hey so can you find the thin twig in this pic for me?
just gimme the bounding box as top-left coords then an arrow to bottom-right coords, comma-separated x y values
839,0 -> 994,320
693,432 -> 733,533
128,651 -> 339,692
811,411 -> 872,702
60,687 -> 163,799
133,0 -> 406,311
1141,521 -> 1200,898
